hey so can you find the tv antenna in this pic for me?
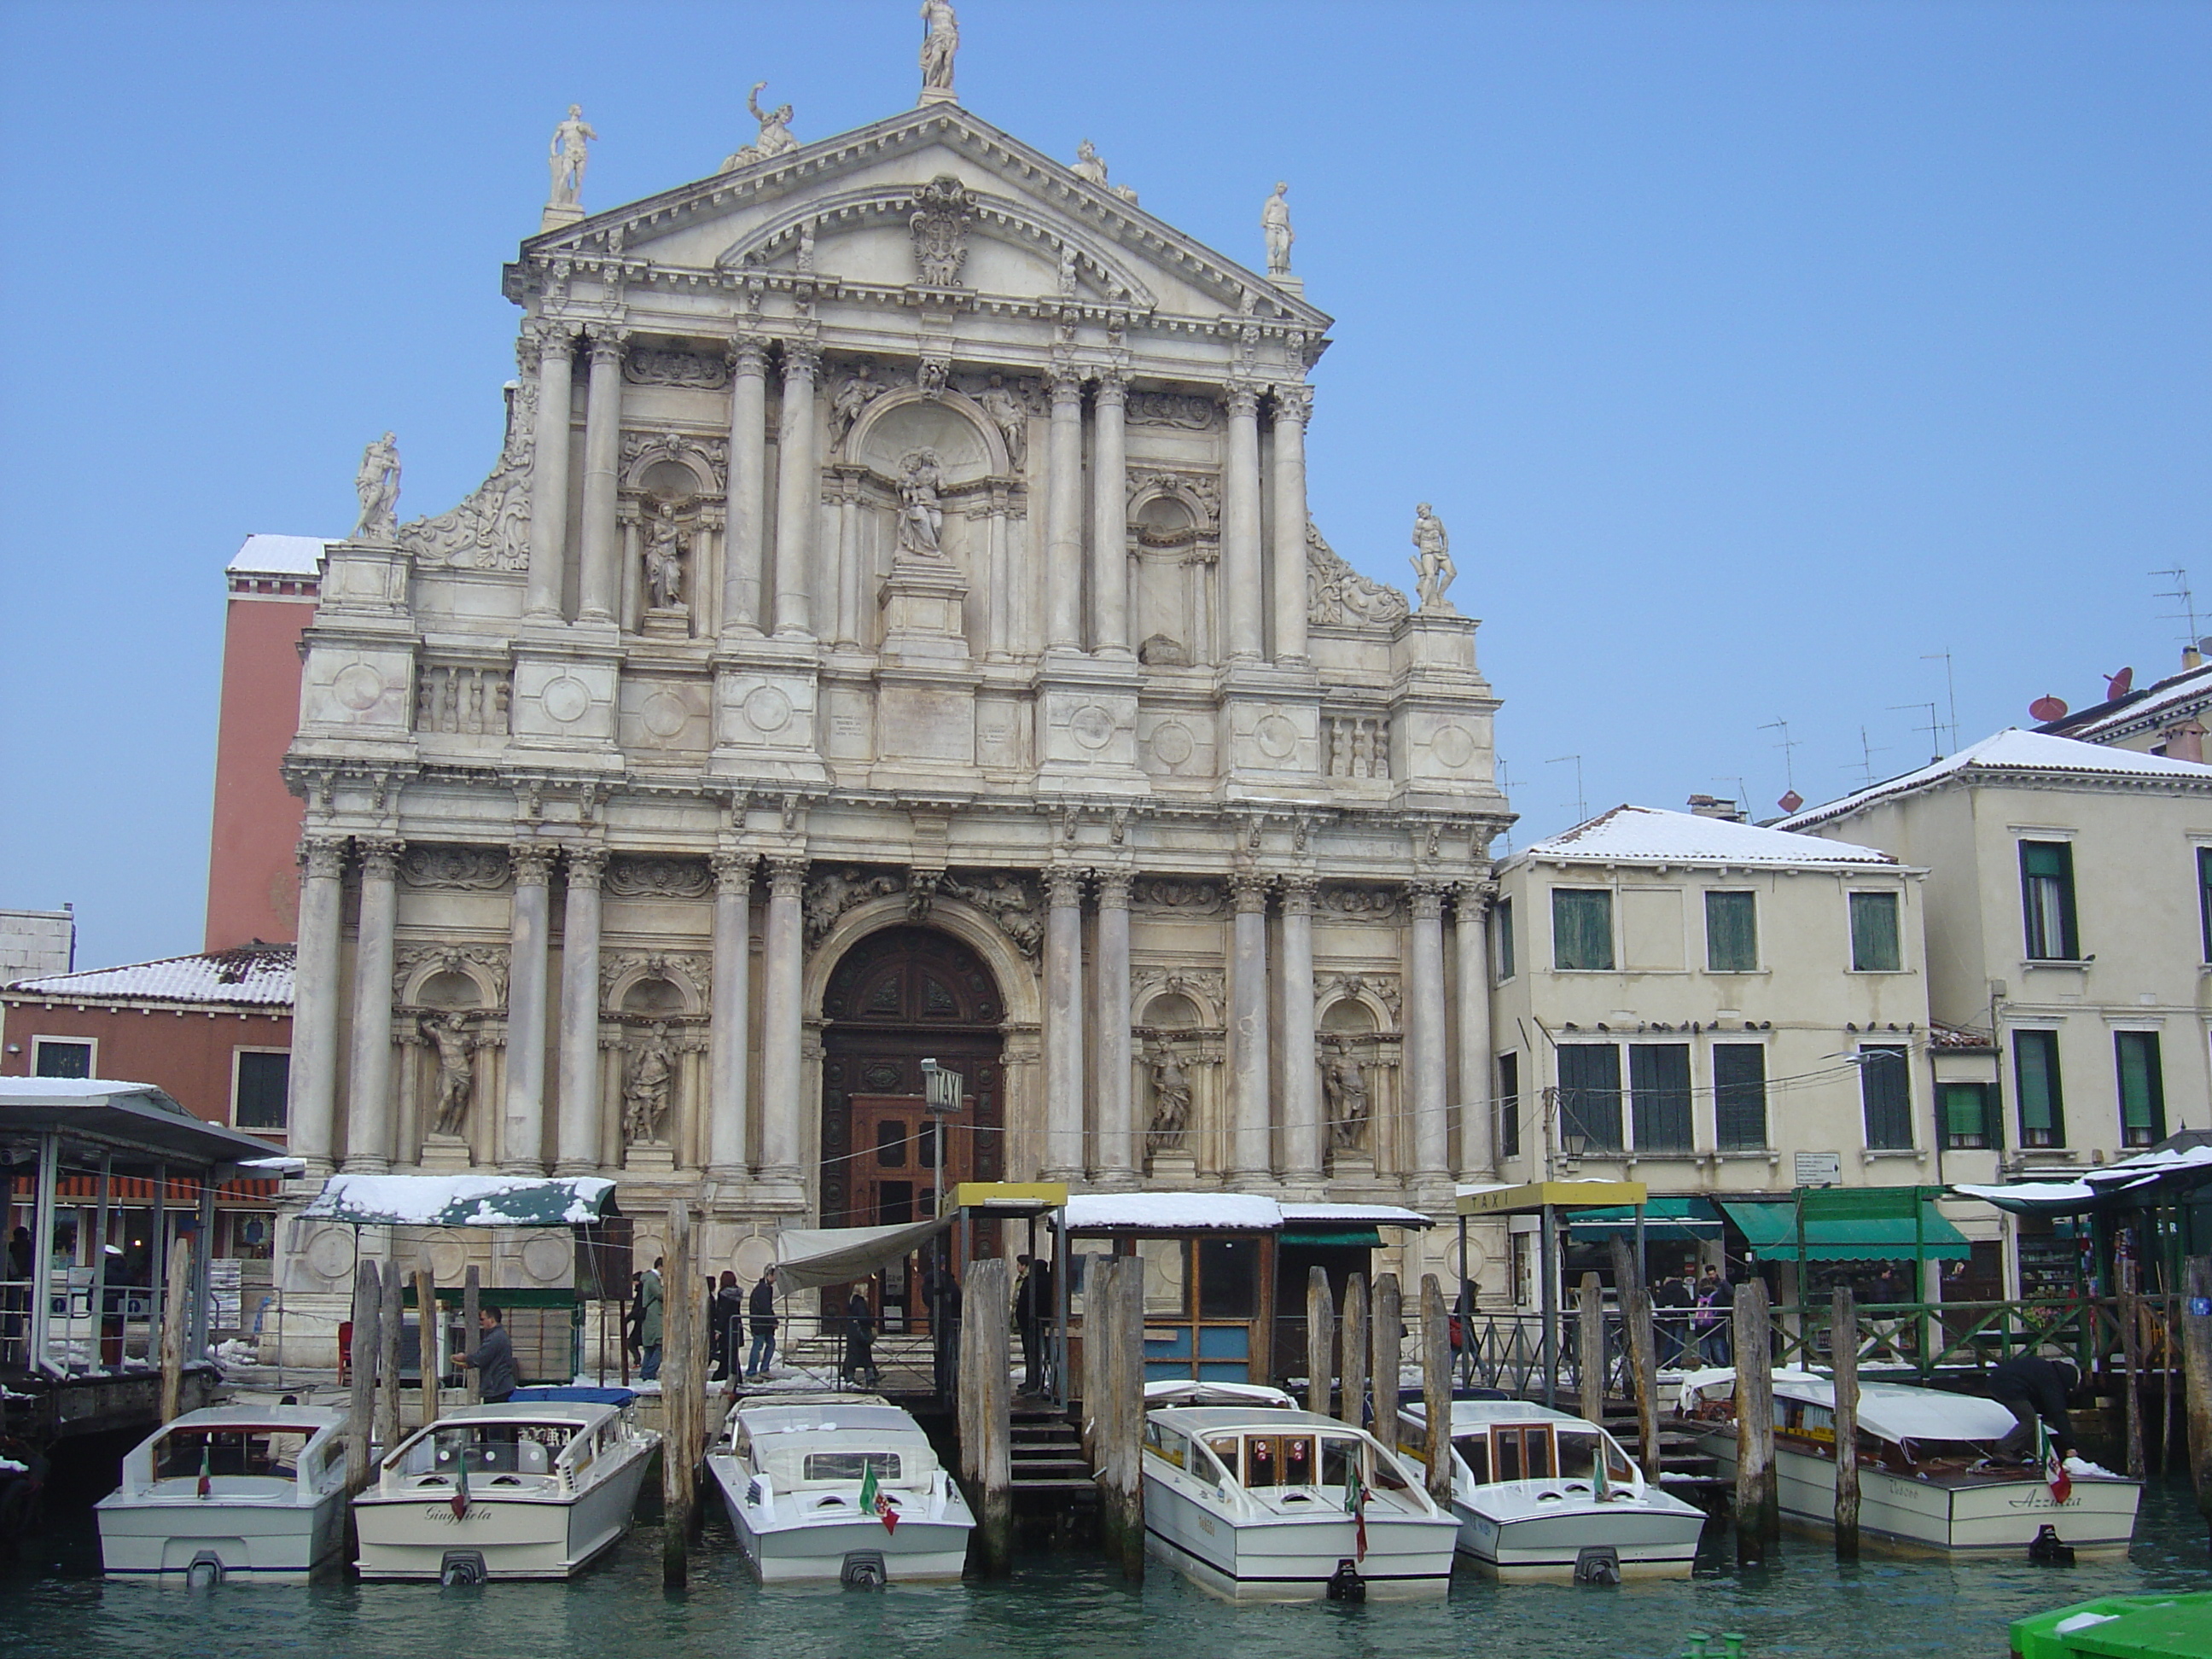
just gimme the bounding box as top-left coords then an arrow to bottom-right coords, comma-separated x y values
1758,719 -> 1801,792
1713,776 -> 1749,818
1846,725 -> 1889,789
1546,754 -> 1586,824
1921,651 -> 1960,752
2152,568 -> 2203,650
1890,700 -> 1944,764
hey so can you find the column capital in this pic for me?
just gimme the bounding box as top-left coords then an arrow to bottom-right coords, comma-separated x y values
1224,383 -> 1260,421
1453,876 -> 1499,914
532,320 -> 578,364
1093,868 -> 1133,909
510,843 -> 558,885
765,853 -> 808,898
726,333 -> 771,377
567,844 -> 609,887
1050,370 -> 1085,408
1229,870 -> 1272,913
711,847 -> 759,891
1091,369 -> 1128,405
298,835 -> 349,881
1278,872 -> 1319,914
357,836 -> 405,879
1045,865 -> 1086,908
1272,382 -> 1313,426
1406,881 -> 1447,920
781,339 -> 821,380
585,326 -> 631,366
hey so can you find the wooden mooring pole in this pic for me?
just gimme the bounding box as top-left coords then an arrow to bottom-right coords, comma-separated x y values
1578,1272 -> 1606,1429
157,1231 -> 193,1424
661,1204 -> 694,1586
1420,1274 -> 1452,1505
960,1254 -> 1013,1574
416,1254 -> 440,1429
2182,1255 -> 2212,1548
1831,1284 -> 1860,1561
2120,1257 -> 2145,1481
1610,1238 -> 1660,1481
1306,1266 -> 1335,1417
1734,1278 -> 1776,1564
375,1257 -> 404,1452
346,1260 -> 381,1494
1371,1273 -> 1403,1454
1341,1272 -> 1369,1429
1094,1258 -> 1144,1579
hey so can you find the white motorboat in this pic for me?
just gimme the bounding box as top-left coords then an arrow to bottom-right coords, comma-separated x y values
1142,1405 -> 1459,1601
1399,1399 -> 1707,1580
707,1392 -> 975,1586
1676,1367 -> 2141,1556
1143,1380 -> 1296,1410
96,1404 -> 348,1584
354,1390 -> 658,1581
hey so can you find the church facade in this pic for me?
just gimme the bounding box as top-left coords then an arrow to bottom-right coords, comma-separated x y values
278,58 -> 1511,1291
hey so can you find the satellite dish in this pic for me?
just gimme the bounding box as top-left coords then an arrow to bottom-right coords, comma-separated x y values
1778,789 -> 1804,814
2105,667 -> 2133,700
2029,696 -> 2068,723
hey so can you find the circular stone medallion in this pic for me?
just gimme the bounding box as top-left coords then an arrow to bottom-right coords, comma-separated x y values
1150,720 -> 1195,767
640,689 -> 690,740
1432,723 -> 1476,769
306,1226 -> 354,1283
540,674 -> 592,724
521,1234 -> 571,1284
742,684 -> 794,735
1070,704 -> 1117,750
332,663 -> 386,713
1255,713 -> 1299,760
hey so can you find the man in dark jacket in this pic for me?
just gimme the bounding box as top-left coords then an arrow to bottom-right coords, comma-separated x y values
457,1305 -> 518,1403
1989,1353 -> 2077,1463
710,1272 -> 747,1382
1651,1267 -> 1695,1368
843,1282 -> 879,1388
1015,1254 -> 1052,1394
746,1272 -> 778,1380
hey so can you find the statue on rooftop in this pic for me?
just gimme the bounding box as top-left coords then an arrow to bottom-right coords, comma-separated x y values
354,432 -> 401,540
722,82 -> 796,171
918,0 -> 959,97
1262,181 -> 1295,277
1409,502 -> 1457,614
1075,140 -> 1109,186
548,105 -> 596,208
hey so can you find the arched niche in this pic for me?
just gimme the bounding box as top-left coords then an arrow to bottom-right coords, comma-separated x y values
1140,990 -> 1202,1031
621,975 -> 688,1016
418,969 -> 483,1010
603,959 -> 707,1018
851,387 -> 1007,484
1319,997 -> 1381,1035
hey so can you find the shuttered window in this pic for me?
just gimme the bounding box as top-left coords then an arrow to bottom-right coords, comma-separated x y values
1942,1081 -> 1993,1150
1557,1045 -> 1622,1150
1629,1044 -> 1693,1151
233,1051 -> 290,1131
1495,898 -> 1516,982
1704,891 -> 1758,973
1713,1044 -> 1768,1150
1497,1051 -> 1521,1159
1849,891 -> 1901,973
2020,841 -> 2080,961
2116,1032 -> 2166,1148
1551,889 -> 1614,971
2013,1030 -> 2064,1149
1860,1045 -> 1913,1150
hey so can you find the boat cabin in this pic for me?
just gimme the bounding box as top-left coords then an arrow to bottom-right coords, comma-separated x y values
1406,1400 -> 1635,1488
1144,1406 -> 1423,1508
118,1406 -> 345,1499
381,1402 -> 626,1498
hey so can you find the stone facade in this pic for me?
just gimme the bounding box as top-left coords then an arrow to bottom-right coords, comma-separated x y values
279,90 -> 1510,1289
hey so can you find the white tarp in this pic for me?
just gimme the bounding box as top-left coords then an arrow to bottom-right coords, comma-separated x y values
1062,1191 -> 1281,1231
772,1215 -> 953,1293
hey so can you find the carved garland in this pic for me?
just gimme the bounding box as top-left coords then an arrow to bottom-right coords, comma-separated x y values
399,846 -> 511,891
602,855 -> 713,899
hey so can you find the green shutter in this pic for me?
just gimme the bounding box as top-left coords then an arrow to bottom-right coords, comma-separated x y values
1498,1051 -> 1520,1158
1497,899 -> 1516,982
1629,1043 -> 1693,1150
2198,847 -> 2212,963
2116,1032 -> 2166,1147
2013,1029 -> 2064,1148
1849,892 -> 1901,972
1705,890 -> 1758,973
1713,1044 -> 1767,1150
1552,889 -> 1615,971
1557,1045 -> 1622,1150
1859,1045 -> 1912,1150
1942,1082 -> 1991,1149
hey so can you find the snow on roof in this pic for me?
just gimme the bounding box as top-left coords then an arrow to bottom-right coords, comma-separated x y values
6,943 -> 294,1005
2042,661 -> 2212,742
1063,1192 -> 1282,1231
0,1076 -> 178,1106
1778,729 -> 2212,830
228,533 -> 331,577
1278,1202 -> 1435,1229
300,1173 -> 615,1227
1514,804 -> 1896,868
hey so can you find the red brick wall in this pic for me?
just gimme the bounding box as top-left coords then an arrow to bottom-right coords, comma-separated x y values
204,585 -> 317,952
0,999 -> 293,1140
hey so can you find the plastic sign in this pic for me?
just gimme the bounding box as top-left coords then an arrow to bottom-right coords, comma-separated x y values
920,1057 -> 963,1115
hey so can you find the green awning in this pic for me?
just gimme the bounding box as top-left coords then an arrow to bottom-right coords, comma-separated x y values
1719,1194 -> 1970,1261
1567,1197 -> 1720,1239
1279,1228 -> 1383,1248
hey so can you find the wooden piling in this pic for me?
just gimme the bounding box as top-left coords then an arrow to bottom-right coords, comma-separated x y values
1420,1273 -> 1452,1504
346,1260 -> 381,1493
463,1266 -> 481,1405
1306,1266 -> 1335,1417
2182,1255 -> 2212,1543
1734,1278 -> 1777,1563
415,1255 -> 440,1429
1610,1238 -> 1660,1480
1341,1272 -> 1369,1429
661,1204 -> 694,1586
1094,1258 -> 1144,1579
1831,1284 -> 1860,1561
1371,1273 -> 1403,1455
2121,1257 -> 2145,1481
1578,1271 -> 1606,1429
375,1256 -> 404,1452
959,1254 -> 1013,1573
2168,1289 -> 2181,1478
157,1231 -> 192,1424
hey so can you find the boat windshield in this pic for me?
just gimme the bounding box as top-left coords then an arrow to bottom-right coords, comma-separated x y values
1215,1431 -> 1391,1491
156,1427 -> 312,1480
397,1422 -> 570,1478
802,1452 -> 901,1482
1557,1429 -> 1633,1485
1451,1434 -> 1490,1484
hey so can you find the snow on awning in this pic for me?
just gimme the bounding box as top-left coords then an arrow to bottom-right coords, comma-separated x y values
299,1173 -> 617,1228
772,1215 -> 954,1293
1278,1202 -> 1435,1229
1062,1192 -> 1282,1232
1952,1143 -> 2212,1214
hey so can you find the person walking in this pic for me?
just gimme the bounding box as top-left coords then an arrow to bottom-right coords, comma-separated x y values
1015,1253 -> 1052,1395
455,1305 -> 518,1403
843,1282 -> 880,1388
1692,1266 -> 1732,1366
711,1271 -> 747,1382
1988,1353 -> 2079,1464
922,1256 -> 962,1399
746,1270 -> 779,1380
1652,1266 -> 1694,1369
638,1259 -> 666,1382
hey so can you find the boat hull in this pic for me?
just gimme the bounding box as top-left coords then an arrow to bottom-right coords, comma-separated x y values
1143,1474 -> 1457,1601
353,1447 -> 653,1580
1452,1494 -> 1706,1580
96,1487 -> 347,1584
706,1456 -> 972,1584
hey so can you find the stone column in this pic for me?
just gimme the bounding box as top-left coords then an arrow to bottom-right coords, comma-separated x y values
1278,875 -> 1321,1185
1093,870 -> 1135,1183
290,836 -> 348,1178
577,329 -> 626,625
760,856 -> 806,1183
341,837 -> 403,1172
722,335 -> 768,635
1222,385 -> 1264,661
1407,883 -> 1450,1181
708,851 -> 755,1179
1270,385 -> 1312,664
1227,872 -> 1273,1180
1043,867 -> 1086,1179
1090,372 -> 1129,655
555,847 -> 607,1174
503,845 -> 556,1173
1045,372 -> 1085,649
1455,881 -> 1496,1179
525,328 -> 574,620
771,342 -> 819,637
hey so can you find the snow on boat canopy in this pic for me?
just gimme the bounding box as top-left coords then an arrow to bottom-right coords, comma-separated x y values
1676,1367 -> 2018,1445
1953,1138 -> 2212,1214
298,1173 -> 618,1228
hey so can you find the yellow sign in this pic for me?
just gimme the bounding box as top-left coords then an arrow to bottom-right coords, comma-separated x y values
950,1181 -> 1068,1212
1457,1180 -> 1649,1216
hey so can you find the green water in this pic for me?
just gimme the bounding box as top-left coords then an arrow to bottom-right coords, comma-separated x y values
7,1478 -> 2210,1658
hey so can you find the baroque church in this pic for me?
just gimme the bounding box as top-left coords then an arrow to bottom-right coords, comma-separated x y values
278,27 -> 1512,1295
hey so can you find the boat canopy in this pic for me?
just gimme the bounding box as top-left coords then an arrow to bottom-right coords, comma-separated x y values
1680,1366 -> 2017,1445
299,1173 -> 616,1228
1953,1139 -> 2212,1215
1720,1189 -> 1970,1261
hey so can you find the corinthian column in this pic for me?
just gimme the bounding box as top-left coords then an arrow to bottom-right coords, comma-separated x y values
1227,872 -> 1273,1181
771,342 -> 819,637
577,329 -> 626,625
1278,875 -> 1321,1185
525,327 -> 574,620
722,335 -> 768,636
1455,881 -> 1496,1179
1222,385 -> 1264,661
708,851 -> 755,1179
1043,867 -> 1086,1179
1093,870 -> 1135,1183
760,857 -> 806,1184
1270,385 -> 1312,664
342,837 -> 403,1172
1045,373 -> 1085,649
503,845 -> 556,1173
555,847 -> 606,1174
290,836 -> 348,1178
1090,373 -> 1129,655
1407,883 -> 1449,1181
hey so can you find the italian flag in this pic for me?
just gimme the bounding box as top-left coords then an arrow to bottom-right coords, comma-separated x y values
859,1463 -> 899,1534
196,1438 -> 212,1500
1342,1460 -> 1367,1561
2040,1424 -> 2072,1505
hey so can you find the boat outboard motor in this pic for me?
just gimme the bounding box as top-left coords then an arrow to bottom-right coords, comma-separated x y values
185,1551 -> 224,1589
2028,1524 -> 2075,1567
1574,1544 -> 1621,1586
841,1550 -> 888,1589
1324,1557 -> 1365,1603
439,1549 -> 488,1586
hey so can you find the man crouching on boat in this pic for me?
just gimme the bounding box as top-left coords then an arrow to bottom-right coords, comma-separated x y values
1987,1353 -> 2076,1465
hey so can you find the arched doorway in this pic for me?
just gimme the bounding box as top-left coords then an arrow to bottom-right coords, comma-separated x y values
820,925 -> 1005,1329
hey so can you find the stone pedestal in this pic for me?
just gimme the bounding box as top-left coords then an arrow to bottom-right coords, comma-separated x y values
1033,653 -> 1148,795
1325,1150 -> 1376,1181
710,636 -> 829,784
624,1143 -> 678,1177
418,1133 -> 474,1173
639,605 -> 690,641
1221,660 -> 1324,799
871,557 -> 984,790
1145,1150 -> 1198,1186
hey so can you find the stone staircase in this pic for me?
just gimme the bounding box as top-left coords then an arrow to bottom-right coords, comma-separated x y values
1010,1406 -> 1096,1509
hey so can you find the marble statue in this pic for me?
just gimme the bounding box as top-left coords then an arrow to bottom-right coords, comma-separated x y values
1409,502 -> 1457,614
918,0 -> 959,96
549,104 -> 596,208
1074,139 -> 1109,187
1148,1046 -> 1192,1155
1262,181 -> 1294,277
422,1013 -> 475,1138
723,83 -> 797,172
978,374 -> 1027,469
622,1022 -> 676,1144
354,432 -> 401,540
1324,1050 -> 1369,1153
1057,245 -> 1079,298
643,503 -> 686,609
896,449 -> 946,557
828,363 -> 885,452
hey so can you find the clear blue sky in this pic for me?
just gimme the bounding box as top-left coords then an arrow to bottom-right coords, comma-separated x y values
3,2 -> 2205,970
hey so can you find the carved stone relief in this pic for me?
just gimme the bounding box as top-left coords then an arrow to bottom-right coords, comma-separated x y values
1131,876 -> 1225,917
1132,967 -> 1225,1020
620,430 -> 728,495
398,413 -> 531,573
803,866 -> 902,950
1307,521 -> 1411,630
624,349 -> 731,389
599,949 -> 711,1008
602,855 -> 713,899
1127,392 -> 1218,429
940,870 -> 1044,958
910,175 -> 973,287
1315,884 -> 1402,922
393,943 -> 510,1006
399,846 -> 510,891
1317,971 -> 1402,1025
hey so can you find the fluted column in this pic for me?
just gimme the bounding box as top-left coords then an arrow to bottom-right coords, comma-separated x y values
1094,870 -> 1135,1182
525,328 -> 575,620
1223,385 -> 1264,660
1043,867 -> 1086,1179
341,837 -> 403,1172
1227,871 -> 1273,1180
708,851 -> 755,1179
503,845 -> 556,1173
1454,881 -> 1496,1179
1090,373 -> 1129,655
771,342 -> 819,637
1408,883 -> 1450,1180
577,330 -> 626,625
290,836 -> 348,1178
555,847 -> 607,1174
722,335 -> 769,635
760,857 -> 806,1183
1270,385 -> 1312,664
1045,372 -> 1085,649
1278,875 -> 1321,1184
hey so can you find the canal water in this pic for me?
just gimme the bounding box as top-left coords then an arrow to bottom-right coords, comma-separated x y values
5,1474 -> 2209,1658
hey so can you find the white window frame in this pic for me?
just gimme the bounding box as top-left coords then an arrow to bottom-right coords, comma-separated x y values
230,1045 -> 293,1135
30,1033 -> 96,1078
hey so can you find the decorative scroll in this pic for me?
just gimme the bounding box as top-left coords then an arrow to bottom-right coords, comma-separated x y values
940,870 -> 1044,958
624,349 -> 731,388
1127,392 -> 1217,429
399,846 -> 510,891
1307,521 -> 1410,629
602,855 -> 713,899
1316,884 -> 1401,921
1132,876 -> 1225,916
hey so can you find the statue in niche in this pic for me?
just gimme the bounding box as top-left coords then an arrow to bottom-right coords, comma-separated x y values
622,1022 -> 676,1144
1409,502 -> 1458,614
977,375 -> 1027,469
1147,1045 -> 1193,1155
895,449 -> 947,558
918,0 -> 959,95
828,364 -> 885,454
643,503 -> 687,609
548,104 -> 596,207
1324,1049 -> 1371,1153
721,83 -> 796,171
354,432 -> 401,540
422,1012 -> 476,1138
1056,245 -> 1079,299
1262,181 -> 1295,277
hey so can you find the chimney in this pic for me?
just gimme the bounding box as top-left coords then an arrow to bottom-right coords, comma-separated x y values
1687,794 -> 1747,824
2186,644 -> 2203,672
2161,719 -> 2206,765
